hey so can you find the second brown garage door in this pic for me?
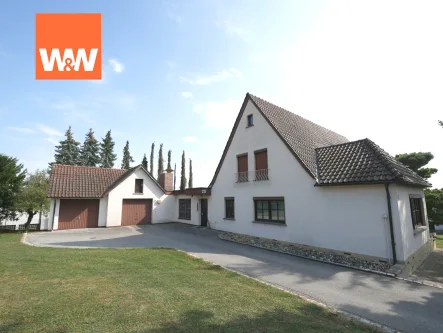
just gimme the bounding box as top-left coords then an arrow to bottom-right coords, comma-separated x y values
121,199 -> 152,226
58,199 -> 99,230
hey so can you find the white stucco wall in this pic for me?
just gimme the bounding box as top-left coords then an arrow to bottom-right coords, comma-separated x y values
390,184 -> 430,261
106,169 -> 171,227
209,100 -> 393,259
48,198 -> 60,231
98,196 -> 108,227
171,195 -> 209,226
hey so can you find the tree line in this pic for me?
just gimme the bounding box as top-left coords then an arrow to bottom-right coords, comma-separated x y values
51,126 -> 194,190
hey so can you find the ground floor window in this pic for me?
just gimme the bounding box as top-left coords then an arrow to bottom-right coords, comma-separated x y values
410,195 -> 425,229
225,197 -> 235,219
254,198 -> 285,223
179,199 -> 191,220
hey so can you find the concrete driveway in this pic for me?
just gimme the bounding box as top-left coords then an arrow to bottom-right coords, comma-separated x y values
27,223 -> 443,333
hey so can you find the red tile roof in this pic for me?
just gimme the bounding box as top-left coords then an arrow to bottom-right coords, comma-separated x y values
48,164 -> 128,198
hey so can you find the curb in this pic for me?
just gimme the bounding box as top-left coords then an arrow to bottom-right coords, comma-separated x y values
180,249 -> 401,333
219,234 -> 443,290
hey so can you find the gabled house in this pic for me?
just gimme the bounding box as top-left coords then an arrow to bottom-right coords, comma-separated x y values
46,93 -> 433,272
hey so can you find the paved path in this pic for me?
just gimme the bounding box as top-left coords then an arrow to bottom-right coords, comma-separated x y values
28,224 -> 443,333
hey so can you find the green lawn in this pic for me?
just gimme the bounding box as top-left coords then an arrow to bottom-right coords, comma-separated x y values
0,233 -> 379,333
435,234 -> 443,248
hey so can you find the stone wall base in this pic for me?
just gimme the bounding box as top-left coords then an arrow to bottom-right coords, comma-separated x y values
398,239 -> 434,277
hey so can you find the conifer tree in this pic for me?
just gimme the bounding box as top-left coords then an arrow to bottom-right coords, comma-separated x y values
121,141 -> 134,169
142,153 -> 148,170
80,128 -> 100,167
157,143 -> 164,180
150,142 -> 155,176
167,150 -> 172,171
188,159 -> 193,188
174,163 -> 177,190
99,130 -> 117,168
180,151 -> 186,190
53,126 -> 80,165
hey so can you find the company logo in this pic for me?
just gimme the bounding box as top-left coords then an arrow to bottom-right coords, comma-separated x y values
36,13 -> 102,80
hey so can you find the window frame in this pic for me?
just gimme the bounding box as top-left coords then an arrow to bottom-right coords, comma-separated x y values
409,195 -> 426,229
253,197 -> 285,223
225,197 -> 235,219
134,179 -> 144,194
247,114 -> 254,127
178,199 -> 191,220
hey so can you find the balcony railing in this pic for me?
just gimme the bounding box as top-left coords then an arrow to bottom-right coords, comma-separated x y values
235,169 -> 270,183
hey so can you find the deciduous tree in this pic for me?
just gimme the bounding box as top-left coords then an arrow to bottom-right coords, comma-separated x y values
0,154 -> 26,223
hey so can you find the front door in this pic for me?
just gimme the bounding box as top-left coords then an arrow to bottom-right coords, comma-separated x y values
200,199 -> 208,227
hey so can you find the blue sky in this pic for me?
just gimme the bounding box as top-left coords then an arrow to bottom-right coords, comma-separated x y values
1,0 -> 442,188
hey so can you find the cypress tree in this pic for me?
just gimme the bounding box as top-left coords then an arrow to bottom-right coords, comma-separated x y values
53,126 -> 80,165
142,153 -> 148,170
121,141 -> 134,169
188,159 -> 193,188
80,128 -> 100,167
174,163 -> 176,190
157,143 -> 164,180
167,150 -> 172,171
150,142 -> 155,176
180,151 -> 186,190
100,130 -> 117,168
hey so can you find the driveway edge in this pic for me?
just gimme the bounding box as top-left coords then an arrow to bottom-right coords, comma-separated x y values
180,250 -> 401,333
219,235 -> 443,291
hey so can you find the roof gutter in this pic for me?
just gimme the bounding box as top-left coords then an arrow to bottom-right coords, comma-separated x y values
384,184 -> 397,264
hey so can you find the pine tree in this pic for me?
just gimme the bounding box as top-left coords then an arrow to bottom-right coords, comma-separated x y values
80,128 -> 100,167
53,126 -> 80,165
150,142 -> 155,176
188,159 -> 193,188
100,130 -> 117,168
157,143 -> 164,180
121,141 -> 134,169
167,150 -> 172,171
180,151 -> 186,190
142,153 -> 148,170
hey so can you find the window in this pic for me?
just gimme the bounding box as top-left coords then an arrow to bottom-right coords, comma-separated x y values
237,154 -> 248,182
225,198 -> 235,219
410,196 -> 425,229
179,199 -> 191,220
134,179 -> 143,194
247,114 -> 254,127
254,149 -> 269,181
254,198 -> 285,223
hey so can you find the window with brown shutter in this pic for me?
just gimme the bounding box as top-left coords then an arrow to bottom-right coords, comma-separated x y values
255,149 -> 268,181
134,179 -> 143,194
237,154 -> 248,182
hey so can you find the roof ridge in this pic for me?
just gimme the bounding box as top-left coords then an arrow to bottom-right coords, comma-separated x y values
315,138 -> 368,151
52,164 -> 125,171
248,93 -> 348,142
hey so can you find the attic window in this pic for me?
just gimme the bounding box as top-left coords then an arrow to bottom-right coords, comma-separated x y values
247,114 -> 254,127
135,179 -> 143,194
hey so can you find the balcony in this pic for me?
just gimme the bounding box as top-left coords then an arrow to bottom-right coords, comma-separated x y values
235,169 -> 269,183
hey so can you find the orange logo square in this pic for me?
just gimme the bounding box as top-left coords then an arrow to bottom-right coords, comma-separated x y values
36,13 -> 102,80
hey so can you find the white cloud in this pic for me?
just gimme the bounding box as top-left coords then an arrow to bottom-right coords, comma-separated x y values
108,59 -> 124,73
180,68 -> 242,86
44,138 -> 59,145
216,14 -> 251,42
37,125 -> 63,137
181,92 -> 193,98
182,136 -> 200,143
7,126 -> 35,133
194,98 -> 241,129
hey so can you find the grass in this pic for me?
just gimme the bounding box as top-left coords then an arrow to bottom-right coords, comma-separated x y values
435,233 -> 443,248
0,233 -> 380,333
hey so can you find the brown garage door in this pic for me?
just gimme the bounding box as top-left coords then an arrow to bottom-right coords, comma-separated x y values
58,199 -> 99,230
121,199 -> 152,226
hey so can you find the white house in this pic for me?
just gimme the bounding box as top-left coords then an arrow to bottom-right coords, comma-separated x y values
46,93 -> 433,271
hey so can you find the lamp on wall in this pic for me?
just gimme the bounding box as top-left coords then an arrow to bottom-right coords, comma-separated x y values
156,199 -> 162,204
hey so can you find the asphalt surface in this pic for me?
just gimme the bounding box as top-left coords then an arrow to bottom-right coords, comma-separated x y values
27,223 -> 443,333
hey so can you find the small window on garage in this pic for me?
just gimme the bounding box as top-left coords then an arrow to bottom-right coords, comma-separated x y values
179,199 -> 191,220
135,179 -> 143,194
247,114 -> 254,127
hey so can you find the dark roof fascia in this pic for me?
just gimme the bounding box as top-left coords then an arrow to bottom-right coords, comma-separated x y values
102,165 -> 166,196
314,180 -> 431,188
208,93 -> 316,188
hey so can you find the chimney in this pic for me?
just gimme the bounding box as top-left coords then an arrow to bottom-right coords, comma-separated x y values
159,170 -> 174,191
